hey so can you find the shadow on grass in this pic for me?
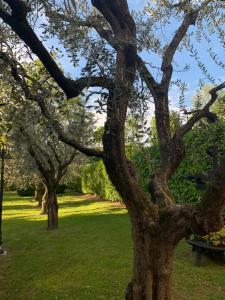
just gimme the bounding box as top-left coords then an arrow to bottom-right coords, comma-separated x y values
0,210 -> 133,299
1,194 -> 225,300
59,198 -> 104,209
4,191 -> 34,202
3,203 -> 38,210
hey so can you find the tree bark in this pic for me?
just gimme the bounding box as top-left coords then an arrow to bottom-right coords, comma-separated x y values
40,184 -> 48,215
35,189 -> 42,207
46,188 -> 58,230
126,220 -> 174,300
35,184 -> 45,207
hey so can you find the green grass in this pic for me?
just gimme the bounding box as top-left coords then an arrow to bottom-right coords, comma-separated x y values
0,192 -> 225,300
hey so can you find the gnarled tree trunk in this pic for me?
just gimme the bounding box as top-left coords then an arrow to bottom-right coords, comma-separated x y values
126,219 -> 174,300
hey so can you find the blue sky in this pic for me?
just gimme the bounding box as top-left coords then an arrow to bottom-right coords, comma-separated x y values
38,1 -> 224,110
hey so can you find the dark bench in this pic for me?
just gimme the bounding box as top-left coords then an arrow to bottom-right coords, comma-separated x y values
187,240 -> 225,266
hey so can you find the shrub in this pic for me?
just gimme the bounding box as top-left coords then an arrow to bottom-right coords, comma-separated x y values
56,184 -> 66,194
193,226 -> 225,247
81,159 -> 121,202
67,176 -> 82,193
17,187 -> 35,197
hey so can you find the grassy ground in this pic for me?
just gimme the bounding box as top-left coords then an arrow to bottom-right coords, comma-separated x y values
0,192 -> 225,300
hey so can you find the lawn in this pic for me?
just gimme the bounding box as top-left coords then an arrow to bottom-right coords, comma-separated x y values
0,192 -> 225,300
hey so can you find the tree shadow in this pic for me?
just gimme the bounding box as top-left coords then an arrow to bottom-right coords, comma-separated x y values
1,196 -> 225,300
0,211 -> 132,299
58,198 -> 110,208
3,203 -> 38,210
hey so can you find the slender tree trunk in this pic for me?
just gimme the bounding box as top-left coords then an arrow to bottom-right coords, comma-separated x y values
35,184 -> 44,207
47,188 -> 58,230
126,220 -> 174,300
40,185 -> 48,215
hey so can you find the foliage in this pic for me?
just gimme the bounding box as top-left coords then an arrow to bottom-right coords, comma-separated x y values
126,144 -> 159,192
0,57 -> 91,193
80,159 -> 121,202
17,184 -> 65,196
193,226 -> 225,247
80,110 -> 225,205
170,117 -> 225,203
56,184 -> 67,194
67,175 -> 82,193
0,134 -> 7,145
17,187 -> 35,197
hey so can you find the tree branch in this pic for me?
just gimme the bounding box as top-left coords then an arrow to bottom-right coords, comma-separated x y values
0,51 -> 104,158
3,0 -> 31,18
47,141 -> 62,165
0,7 -> 11,22
0,1 -> 114,98
86,14 -> 158,95
174,82 -> 225,140
19,127 -> 55,178
136,55 -> 158,97
161,10 -> 198,89
150,82 -> 225,206
61,151 -> 77,170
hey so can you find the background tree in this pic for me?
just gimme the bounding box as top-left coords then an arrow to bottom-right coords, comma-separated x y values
0,71 -> 78,229
18,126 -> 77,229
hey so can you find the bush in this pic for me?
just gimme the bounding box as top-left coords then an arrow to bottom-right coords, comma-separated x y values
67,176 -> 82,193
193,226 -> 225,247
77,144 -> 205,204
77,122 -> 225,205
56,184 -> 66,194
17,187 -> 35,197
81,159 -> 121,202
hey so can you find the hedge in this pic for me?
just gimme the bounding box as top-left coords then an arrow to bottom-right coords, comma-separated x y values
17,187 -> 35,197
73,144 -> 207,204
81,159 -> 121,202
73,120 -> 225,204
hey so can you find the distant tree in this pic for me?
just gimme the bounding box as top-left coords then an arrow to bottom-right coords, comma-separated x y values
19,126 -> 77,228
1,96 -> 77,229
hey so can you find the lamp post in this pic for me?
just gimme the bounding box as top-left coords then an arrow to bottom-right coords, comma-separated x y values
0,139 -> 7,255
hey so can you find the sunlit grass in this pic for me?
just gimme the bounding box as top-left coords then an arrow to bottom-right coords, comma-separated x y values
0,192 -> 225,299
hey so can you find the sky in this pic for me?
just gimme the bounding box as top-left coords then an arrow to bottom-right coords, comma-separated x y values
36,0 -> 224,119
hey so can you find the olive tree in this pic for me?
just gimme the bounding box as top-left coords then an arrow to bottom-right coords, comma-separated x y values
0,0 -> 225,298
0,73 -> 78,229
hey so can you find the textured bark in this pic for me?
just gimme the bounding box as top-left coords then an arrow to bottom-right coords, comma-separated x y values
125,220 -> 174,300
35,189 -> 42,207
46,188 -> 58,230
35,184 -> 44,207
40,185 -> 48,215
40,184 -> 58,228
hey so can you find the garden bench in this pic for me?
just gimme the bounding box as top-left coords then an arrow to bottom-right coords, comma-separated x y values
187,240 -> 225,266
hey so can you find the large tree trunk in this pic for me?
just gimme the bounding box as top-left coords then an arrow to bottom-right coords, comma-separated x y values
46,188 -> 58,230
126,221 -> 174,300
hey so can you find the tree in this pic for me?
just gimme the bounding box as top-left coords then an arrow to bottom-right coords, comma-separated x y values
0,0 -> 225,298
0,77 -> 77,229
19,127 -> 77,229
